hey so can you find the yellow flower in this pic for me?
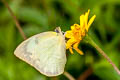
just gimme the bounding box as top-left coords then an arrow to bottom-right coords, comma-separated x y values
65,9 -> 96,55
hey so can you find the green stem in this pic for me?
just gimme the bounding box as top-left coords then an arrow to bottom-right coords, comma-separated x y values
84,35 -> 120,75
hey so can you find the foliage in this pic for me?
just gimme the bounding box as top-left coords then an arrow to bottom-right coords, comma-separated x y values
0,0 -> 120,80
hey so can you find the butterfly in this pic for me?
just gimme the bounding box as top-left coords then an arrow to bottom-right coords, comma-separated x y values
14,27 -> 66,77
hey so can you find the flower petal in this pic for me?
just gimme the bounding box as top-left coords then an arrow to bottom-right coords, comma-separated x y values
87,15 -> 96,31
65,30 -> 73,38
84,9 -> 90,28
73,42 -> 84,55
71,25 -> 75,30
80,14 -> 85,28
69,47 -> 74,54
74,24 -> 80,29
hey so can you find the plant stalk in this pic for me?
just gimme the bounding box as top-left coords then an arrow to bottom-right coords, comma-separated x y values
1,0 -> 27,40
64,71 -> 75,80
84,35 -> 120,75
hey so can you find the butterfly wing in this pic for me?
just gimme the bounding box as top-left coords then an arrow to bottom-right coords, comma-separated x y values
14,32 -> 66,76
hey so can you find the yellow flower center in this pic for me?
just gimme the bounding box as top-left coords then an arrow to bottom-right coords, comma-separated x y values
65,9 -> 96,55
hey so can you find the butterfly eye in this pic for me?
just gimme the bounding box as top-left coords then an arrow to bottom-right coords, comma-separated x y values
55,29 -> 59,33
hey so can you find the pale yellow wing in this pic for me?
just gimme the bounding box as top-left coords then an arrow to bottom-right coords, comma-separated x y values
14,31 -> 66,76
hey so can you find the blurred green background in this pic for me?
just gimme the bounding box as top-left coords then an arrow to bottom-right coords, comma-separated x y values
0,0 -> 120,80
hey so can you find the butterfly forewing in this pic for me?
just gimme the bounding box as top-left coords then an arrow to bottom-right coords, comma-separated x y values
14,32 -> 66,76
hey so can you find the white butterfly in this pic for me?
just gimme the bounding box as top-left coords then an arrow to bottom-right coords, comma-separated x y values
14,27 -> 66,77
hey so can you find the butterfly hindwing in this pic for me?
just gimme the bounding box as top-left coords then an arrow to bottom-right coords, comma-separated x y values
14,31 -> 66,76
